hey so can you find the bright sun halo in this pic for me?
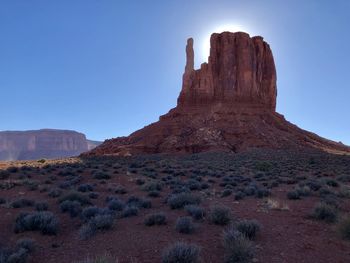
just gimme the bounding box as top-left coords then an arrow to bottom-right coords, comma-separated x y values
201,24 -> 248,63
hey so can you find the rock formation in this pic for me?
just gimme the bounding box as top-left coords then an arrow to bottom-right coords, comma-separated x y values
85,31 -> 350,156
178,32 -> 276,109
0,129 -> 100,161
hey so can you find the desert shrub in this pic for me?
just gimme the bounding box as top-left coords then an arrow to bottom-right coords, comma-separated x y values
77,184 -> 94,192
60,200 -> 82,217
35,201 -> 49,211
255,188 -> 270,198
175,216 -> 195,234
337,216 -> 350,240
234,191 -> 245,201
144,212 -> 167,226
222,227 -> 255,263
58,191 -> 91,205
75,254 -> 117,263
235,220 -> 261,240
11,199 -> 35,208
161,242 -> 201,263
0,197 -> 6,205
287,190 -> 301,200
7,247 -> 28,263
114,186 -> 127,194
107,199 -> 125,211
127,196 -> 151,209
221,189 -> 233,197
311,202 -> 338,223
184,205 -> 205,220
16,238 -> 35,253
81,206 -> 113,222
79,223 -> 97,240
14,211 -> 59,235
208,205 -> 232,225
89,214 -> 114,230
142,181 -> 162,192
7,166 -> 19,173
122,205 -> 139,218
0,170 -> 10,179
324,178 -> 339,187
79,214 -> 114,240
167,193 -> 201,209
186,179 -> 201,191
93,172 -> 111,180
338,185 -> 350,198
148,190 -> 160,197
88,192 -> 99,199
48,188 -> 62,198
136,178 -> 145,185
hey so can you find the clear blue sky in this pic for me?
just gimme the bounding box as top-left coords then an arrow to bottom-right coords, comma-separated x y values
1,0 -> 349,144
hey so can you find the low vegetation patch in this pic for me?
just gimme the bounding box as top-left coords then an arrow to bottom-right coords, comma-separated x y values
208,205 -> 232,225
175,216 -> 195,234
14,211 -> 59,235
311,202 -> 338,223
222,227 -> 255,263
162,242 -> 201,263
337,216 -> 350,240
144,212 -> 167,226
167,193 -> 201,209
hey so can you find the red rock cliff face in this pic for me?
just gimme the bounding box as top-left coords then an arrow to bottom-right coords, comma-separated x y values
85,32 -> 350,156
178,32 -> 277,110
0,129 -> 89,160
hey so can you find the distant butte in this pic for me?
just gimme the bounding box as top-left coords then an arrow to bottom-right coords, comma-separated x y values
85,32 -> 350,156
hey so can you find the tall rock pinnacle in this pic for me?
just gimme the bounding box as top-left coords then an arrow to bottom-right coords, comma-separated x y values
84,31 -> 350,156
178,32 -> 277,110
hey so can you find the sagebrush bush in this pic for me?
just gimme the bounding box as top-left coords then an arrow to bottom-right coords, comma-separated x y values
7,247 -> 28,263
126,196 -> 151,209
11,198 -> 35,208
235,219 -> 261,240
222,227 -> 255,263
208,205 -> 232,225
142,181 -> 162,192
122,205 -> 139,217
311,202 -> 338,223
287,190 -> 301,200
107,199 -> 125,211
48,188 -> 62,198
14,211 -> 59,235
16,238 -> 35,253
167,193 -> 201,209
35,201 -> 49,211
221,189 -> 233,197
60,200 -> 82,217
79,213 -> 114,240
144,212 -> 167,226
77,184 -> 94,192
93,172 -> 111,180
81,207 -> 113,222
58,191 -> 91,205
337,216 -> 350,240
162,242 -> 201,263
184,205 -> 205,220
175,216 -> 195,234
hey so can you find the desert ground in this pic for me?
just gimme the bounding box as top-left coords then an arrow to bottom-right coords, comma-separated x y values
0,149 -> 350,263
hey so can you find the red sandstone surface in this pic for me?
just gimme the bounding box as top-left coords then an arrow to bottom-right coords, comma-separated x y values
86,32 -> 350,157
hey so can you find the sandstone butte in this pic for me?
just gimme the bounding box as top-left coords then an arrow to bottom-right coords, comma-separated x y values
85,31 -> 350,156
0,129 -> 100,161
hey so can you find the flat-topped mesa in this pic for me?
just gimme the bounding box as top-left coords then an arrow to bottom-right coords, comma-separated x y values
178,32 -> 277,110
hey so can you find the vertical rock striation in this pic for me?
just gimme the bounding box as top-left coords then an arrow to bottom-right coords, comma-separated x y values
178,32 -> 277,110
